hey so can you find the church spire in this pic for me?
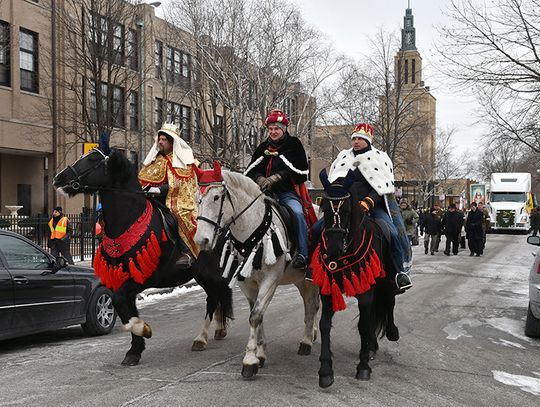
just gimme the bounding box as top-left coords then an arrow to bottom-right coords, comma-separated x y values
401,2 -> 417,51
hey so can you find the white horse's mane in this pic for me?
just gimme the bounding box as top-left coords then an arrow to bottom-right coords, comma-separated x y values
222,170 -> 261,197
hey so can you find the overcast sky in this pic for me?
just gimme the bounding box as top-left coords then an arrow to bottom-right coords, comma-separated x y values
157,0 -> 484,153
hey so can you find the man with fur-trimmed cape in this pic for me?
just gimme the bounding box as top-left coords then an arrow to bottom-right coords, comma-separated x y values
325,123 -> 412,291
245,109 -> 317,270
138,122 -> 199,267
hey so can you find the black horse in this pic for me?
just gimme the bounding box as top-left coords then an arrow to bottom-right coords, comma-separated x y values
312,171 -> 399,388
53,148 -> 233,366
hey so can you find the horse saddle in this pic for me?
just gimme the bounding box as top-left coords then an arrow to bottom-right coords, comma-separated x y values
148,198 -> 183,250
264,197 -> 297,255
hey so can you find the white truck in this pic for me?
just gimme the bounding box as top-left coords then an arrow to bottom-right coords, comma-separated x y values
487,173 -> 535,232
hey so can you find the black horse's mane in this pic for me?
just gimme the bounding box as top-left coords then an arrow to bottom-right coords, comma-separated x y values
108,149 -> 136,185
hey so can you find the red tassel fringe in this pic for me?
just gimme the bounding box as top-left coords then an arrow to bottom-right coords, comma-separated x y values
343,274 -> 356,297
331,279 -> 346,312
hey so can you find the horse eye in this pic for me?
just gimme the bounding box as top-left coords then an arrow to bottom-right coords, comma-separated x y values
213,195 -> 220,201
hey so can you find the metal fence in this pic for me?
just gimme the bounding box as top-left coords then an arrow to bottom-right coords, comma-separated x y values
0,213 -> 97,262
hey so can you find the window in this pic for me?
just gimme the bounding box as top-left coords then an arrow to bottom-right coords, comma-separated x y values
88,80 -> 124,128
154,41 -> 163,78
20,29 -> 38,92
194,109 -> 202,144
0,21 -> 10,87
111,23 -> 124,66
155,97 -> 163,129
166,46 -> 191,83
214,115 -> 224,149
411,59 -> 416,84
112,85 -> 124,128
0,235 -> 51,270
166,101 -> 181,128
127,29 -> 138,71
404,59 -> 408,85
129,91 -> 138,130
180,105 -> 191,142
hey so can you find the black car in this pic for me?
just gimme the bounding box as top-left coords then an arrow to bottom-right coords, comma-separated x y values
0,230 -> 116,341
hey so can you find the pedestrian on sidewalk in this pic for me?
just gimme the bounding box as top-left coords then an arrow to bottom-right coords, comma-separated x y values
478,202 -> 490,251
441,203 -> 464,256
433,202 -> 444,252
48,206 -> 74,264
399,198 -> 419,245
465,202 -> 484,257
530,207 -> 540,237
420,207 -> 441,255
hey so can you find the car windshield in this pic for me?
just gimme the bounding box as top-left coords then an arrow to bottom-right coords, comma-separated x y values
490,192 -> 526,203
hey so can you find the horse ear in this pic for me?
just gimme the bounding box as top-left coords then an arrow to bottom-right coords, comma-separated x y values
319,168 -> 330,190
99,132 -> 110,155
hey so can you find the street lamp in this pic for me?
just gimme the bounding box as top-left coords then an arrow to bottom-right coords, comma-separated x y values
136,1 -> 161,168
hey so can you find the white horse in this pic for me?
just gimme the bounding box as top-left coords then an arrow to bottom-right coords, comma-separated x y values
194,168 -> 320,378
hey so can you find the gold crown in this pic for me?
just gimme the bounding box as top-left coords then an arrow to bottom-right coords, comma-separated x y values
159,122 -> 182,137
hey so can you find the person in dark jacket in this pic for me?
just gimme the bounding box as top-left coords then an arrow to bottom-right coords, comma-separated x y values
530,207 -> 540,236
420,207 -> 441,255
465,202 -> 484,256
441,203 -> 464,256
245,109 -> 316,269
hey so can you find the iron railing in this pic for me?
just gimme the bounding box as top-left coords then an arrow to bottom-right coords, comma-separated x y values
0,213 -> 97,262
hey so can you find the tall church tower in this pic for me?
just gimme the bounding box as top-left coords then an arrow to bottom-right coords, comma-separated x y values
392,2 -> 437,203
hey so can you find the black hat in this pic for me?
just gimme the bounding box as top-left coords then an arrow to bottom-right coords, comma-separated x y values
448,203 -> 457,209
53,206 -> 63,212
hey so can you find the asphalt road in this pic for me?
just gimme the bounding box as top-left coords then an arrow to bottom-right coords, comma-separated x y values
1,233 -> 539,406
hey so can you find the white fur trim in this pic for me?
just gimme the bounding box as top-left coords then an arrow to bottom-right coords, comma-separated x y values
123,317 -> 145,337
278,155 -> 309,176
328,147 -> 395,195
264,232 -> 277,265
243,156 -> 264,176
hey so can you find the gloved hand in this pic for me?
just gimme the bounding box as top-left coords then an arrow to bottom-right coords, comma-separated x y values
359,199 -> 371,213
147,187 -> 161,195
266,173 -> 282,186
256,176 -> 270,191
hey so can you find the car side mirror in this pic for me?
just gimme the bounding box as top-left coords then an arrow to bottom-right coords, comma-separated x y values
52,256 -> 68,273
527,235 -> 540,246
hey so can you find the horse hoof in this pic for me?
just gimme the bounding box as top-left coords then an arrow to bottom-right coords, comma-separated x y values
386,325 -> 399,342
214,329 -> 227,340
191,340 -> 207,351
369,350 -> 377,360
319,375 -> 334,388
121,353 -> 141,366
142,323 -> 152,339
298,343 -> 312,356
356,367 -> 372,381
258,357 -> 266,368
241,364 -> 258,379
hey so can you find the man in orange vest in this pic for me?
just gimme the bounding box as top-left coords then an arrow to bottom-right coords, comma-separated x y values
48,206 -> 74,264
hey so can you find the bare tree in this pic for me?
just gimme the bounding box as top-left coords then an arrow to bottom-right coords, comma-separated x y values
165,0 -> 343,170
42,0 -> 154,166
438,0 -> 540,152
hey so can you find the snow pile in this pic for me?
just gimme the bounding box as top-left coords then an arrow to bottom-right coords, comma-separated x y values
492,371 -> 540,396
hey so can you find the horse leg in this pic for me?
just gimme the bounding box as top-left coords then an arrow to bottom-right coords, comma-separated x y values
240,277 -> 278,379
255,321 -> 267,368
318,295 -> 335,388
213,303 -> 228,340
356,290 -> 374,381
192,315 -> 212,351
113,281 -> 149,366
295,280 -> 320,355
385,289 -> 399,342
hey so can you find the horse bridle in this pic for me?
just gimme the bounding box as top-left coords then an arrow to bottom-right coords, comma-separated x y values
64,149 -> 109,191
197,182 -> 265,247
324,193 -> 352,252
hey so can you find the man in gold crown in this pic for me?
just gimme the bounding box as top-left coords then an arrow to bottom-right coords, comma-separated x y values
138,123 -> 199,267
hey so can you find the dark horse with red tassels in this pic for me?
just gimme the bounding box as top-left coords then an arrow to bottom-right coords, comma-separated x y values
311,170 -> 399,388
53,147 -> 233,366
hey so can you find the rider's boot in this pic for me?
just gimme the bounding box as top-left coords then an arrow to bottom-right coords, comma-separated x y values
292,253 -> 307,269
176,251 -> 194,269
395,272 -> 412,291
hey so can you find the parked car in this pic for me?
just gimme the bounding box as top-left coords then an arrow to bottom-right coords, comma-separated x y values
525,235 -> 540,337
0,230 -> 116,341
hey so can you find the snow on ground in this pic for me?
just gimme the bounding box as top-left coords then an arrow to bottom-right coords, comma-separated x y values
443,318 -> 482,340
492,371 -> 540,396
137,284 -> 204,309
488,338 -> 526,349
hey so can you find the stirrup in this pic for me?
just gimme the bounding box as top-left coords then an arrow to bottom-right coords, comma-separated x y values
395,272 -> 412,290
